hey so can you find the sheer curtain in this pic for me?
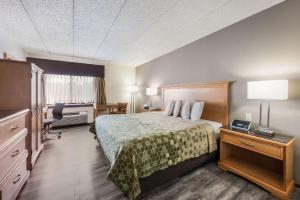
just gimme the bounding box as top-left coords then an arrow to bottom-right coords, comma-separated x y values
45,74 -> 95,104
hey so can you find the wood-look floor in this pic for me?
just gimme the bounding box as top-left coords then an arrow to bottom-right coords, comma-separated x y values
18,126 -> 300,200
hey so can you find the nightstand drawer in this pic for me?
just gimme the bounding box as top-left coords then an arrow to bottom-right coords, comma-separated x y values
222,132 -> 283,160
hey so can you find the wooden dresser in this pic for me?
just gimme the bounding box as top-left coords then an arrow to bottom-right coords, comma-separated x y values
0,60 -> 44,169
219,127 -> 295,200
0,109 -> 30,200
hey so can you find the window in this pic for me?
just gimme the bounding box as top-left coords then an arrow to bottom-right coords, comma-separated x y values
45,74 -> 95,104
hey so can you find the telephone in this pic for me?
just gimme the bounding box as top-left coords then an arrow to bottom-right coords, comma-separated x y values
231,119 -> 252,131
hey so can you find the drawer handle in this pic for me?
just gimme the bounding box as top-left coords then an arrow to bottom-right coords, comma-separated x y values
240,141 -> 255,147
10,125 -> 20,131
11,150 -> 20,157
12,174 -> 21,184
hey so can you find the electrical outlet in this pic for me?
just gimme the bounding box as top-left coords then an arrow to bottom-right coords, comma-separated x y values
245,113 -> 252,122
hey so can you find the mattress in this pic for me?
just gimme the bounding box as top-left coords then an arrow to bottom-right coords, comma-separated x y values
94,112 -> 220,199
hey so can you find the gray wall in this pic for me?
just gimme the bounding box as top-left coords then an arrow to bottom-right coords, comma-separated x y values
136,0 -> 300,184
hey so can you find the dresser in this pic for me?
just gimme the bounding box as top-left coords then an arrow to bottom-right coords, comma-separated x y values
0,60 -> 44,169
218,127 -> 295,200
0,109 -> 30,200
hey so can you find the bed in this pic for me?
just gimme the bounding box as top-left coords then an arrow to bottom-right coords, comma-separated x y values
92,81 -> 229,199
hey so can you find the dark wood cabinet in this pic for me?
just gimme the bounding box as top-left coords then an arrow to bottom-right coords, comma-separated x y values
0,59 -> 44,169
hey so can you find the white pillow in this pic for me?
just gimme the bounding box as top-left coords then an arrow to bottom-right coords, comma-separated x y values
164,100 -> 175,116
173,100 -> 182,117
190,101 -> 205,121
181,101 -> 191,119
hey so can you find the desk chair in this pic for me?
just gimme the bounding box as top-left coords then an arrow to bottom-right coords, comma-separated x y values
110,102 -> 128,114
43,103 -> 64,139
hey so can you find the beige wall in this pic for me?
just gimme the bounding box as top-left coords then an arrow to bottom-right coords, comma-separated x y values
136,0 -> 300,184
105,64 -> 136,104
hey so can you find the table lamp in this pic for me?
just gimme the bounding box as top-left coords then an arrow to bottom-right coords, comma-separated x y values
247,80 -> 288,136
146,87 -> 158,108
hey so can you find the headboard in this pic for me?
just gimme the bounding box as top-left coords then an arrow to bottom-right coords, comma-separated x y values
161,81 -> 229,126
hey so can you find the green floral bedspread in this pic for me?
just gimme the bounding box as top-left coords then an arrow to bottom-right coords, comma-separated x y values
91,113 -> 217,199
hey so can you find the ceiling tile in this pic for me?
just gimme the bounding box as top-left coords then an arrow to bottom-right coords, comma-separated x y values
0,0 -> 45,52
74,0 -> 125,58
21,0 -> 73,55
107,0 -> 285,66
0,0 -> 285,66
95,0 -> 178,59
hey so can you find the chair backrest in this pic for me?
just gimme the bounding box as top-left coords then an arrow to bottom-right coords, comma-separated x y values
52,103 -> 64,119
117,102 -> 128,112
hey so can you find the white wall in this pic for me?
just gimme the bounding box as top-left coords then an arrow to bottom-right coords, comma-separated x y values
0,31 -> 25,60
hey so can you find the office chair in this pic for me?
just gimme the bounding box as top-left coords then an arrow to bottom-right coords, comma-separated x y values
43,103 -> 64,139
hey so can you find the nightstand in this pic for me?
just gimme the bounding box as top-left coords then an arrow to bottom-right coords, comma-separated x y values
138,107 -> 161,113
218,127 -> 295,200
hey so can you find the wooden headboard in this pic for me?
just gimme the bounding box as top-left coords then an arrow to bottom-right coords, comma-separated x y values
161,81 -> 229,126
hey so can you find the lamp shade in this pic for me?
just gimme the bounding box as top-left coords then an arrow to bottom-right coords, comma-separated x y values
146,87 -> 157,96
247,80 -> 288,100
128,85 -> 138,93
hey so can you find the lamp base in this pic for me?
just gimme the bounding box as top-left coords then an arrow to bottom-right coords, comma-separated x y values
254,128 -> 275,137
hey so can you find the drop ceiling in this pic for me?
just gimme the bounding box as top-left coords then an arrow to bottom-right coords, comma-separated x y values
0,0 -> 284,67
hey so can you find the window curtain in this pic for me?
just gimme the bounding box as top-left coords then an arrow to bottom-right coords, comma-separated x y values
95,77 -> 106,105
44,74 -> 95,104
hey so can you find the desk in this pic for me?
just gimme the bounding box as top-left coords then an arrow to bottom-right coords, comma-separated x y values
94,104 -> 118,118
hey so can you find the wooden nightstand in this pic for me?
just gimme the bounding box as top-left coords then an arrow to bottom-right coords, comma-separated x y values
218,127 -> 295,200
138,107 -> 161,113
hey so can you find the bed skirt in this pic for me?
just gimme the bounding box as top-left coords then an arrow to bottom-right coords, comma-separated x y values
139,150 -> 218,196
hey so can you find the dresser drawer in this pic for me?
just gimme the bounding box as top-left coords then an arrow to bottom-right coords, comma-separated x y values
0,116 -> 26,146
222,132 -> 283,160
0,154 -> 28,200
0,133 -> 27,181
